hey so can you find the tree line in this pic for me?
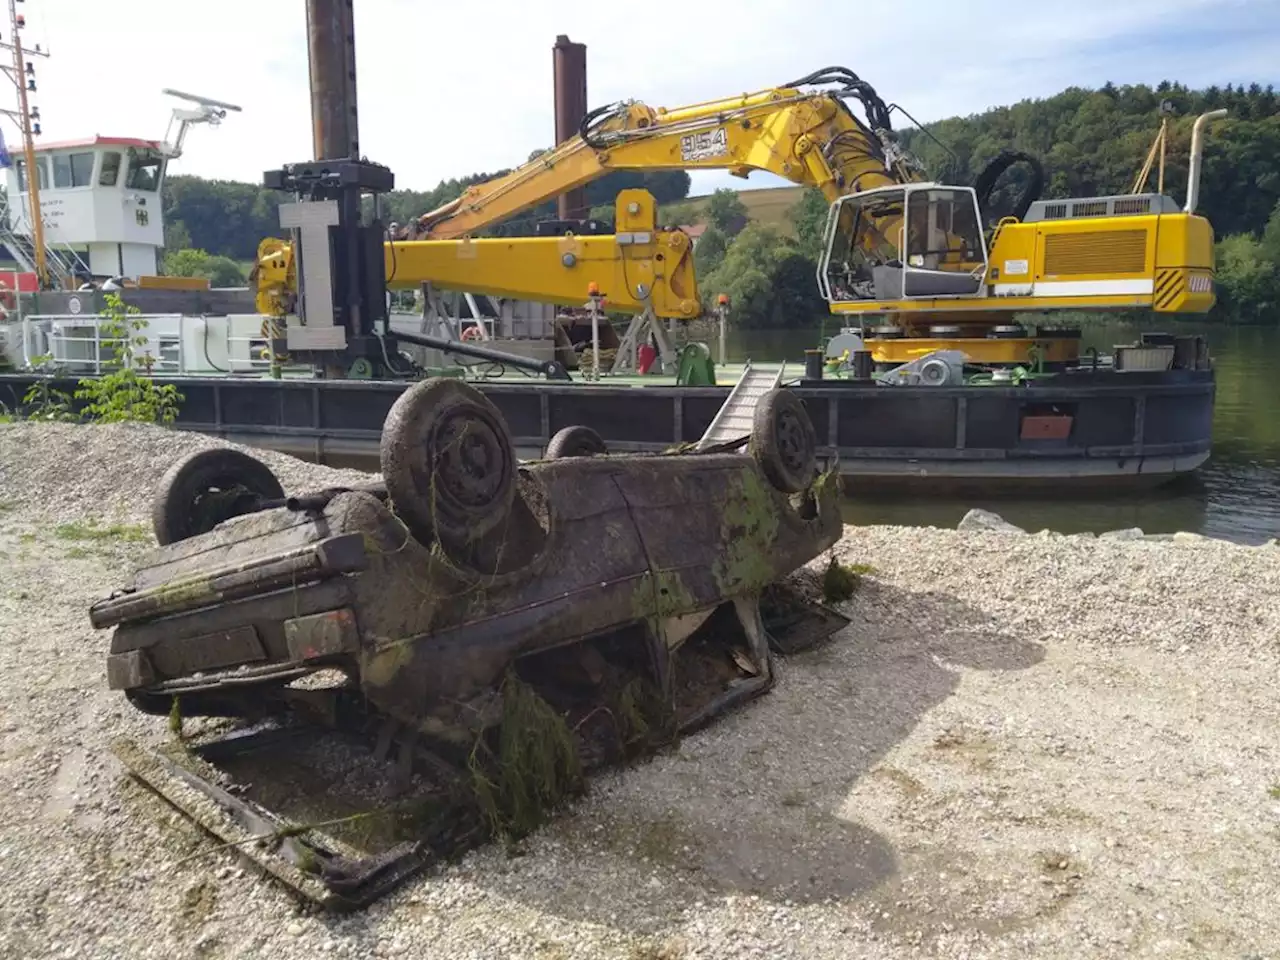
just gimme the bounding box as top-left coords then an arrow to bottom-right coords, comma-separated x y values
160,153 -> 690,264
159,79 -> 1279,325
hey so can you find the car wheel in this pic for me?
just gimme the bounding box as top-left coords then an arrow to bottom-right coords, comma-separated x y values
381,378 -> 517,545
749,388 -> 817,494
151,448 -> 285,545
544,425 -> 608,458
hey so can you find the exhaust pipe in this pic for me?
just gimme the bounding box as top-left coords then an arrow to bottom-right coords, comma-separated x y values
1184,108 -> 1227,214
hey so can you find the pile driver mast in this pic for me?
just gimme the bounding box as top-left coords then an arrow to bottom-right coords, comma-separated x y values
266,0 -> 569,379
262,0 -> 391,373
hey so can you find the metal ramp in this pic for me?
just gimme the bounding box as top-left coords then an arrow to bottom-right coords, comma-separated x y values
696,360 -> 784,450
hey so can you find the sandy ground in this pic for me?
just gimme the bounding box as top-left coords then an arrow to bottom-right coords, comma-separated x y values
1,421 -> 1279,960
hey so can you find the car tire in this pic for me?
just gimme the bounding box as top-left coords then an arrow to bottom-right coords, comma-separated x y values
381,378 -> 517,546
151,448 -> 285,545
749,388 -> 817,494
544,425 -> 608,459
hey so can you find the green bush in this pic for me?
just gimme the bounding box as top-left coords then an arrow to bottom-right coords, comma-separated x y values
73,293 -> 184,425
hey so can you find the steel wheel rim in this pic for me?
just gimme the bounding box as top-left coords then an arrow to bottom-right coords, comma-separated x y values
776,408 -> 812,475
431,410 -> 509,510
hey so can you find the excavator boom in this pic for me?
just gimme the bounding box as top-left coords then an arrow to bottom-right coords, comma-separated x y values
406,67 -> 923,240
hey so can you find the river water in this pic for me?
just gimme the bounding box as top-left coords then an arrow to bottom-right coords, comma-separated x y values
732,319 -> 1280,545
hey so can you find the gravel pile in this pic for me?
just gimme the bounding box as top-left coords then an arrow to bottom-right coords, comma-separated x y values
1,421 -> 1278,959
0,421 -> 377,526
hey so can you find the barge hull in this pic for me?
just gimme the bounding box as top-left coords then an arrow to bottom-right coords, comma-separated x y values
0,370 -> 1214,490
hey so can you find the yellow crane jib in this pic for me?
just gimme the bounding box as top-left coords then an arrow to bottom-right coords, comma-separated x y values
253,63 -> 1227,372
386,189 -> 699,317
251,189 -> 701,321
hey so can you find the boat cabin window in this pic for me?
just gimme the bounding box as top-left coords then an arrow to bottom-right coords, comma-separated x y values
125,147 -> 164,192
51,152 -> 97,189
99,151 -> 121,187
14,157 -> 49,193
822,185 -> 987,303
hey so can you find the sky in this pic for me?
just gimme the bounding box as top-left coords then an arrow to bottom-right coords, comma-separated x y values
15,0 -> 1280,199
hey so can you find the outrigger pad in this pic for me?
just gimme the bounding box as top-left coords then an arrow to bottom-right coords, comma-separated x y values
92,383 -> 847,909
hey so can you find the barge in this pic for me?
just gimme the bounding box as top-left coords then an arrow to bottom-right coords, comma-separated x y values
0,122 -> 1217,493
0,16 -> 1220,493
0,346 -> 1213,492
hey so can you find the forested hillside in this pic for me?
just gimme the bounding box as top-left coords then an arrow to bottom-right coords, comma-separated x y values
160,80 -> 1280,325
160,152 -> 690,263
899,80 -> 1279,238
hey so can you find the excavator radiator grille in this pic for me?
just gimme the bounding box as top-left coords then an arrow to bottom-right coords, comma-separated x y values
1024,193 -> 1178,222
1042,229 -> 1147,276
1112,197 -> 1154,215
1070,201 -> 1110,218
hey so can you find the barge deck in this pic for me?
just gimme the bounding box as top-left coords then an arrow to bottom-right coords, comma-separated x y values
0,365 -> 1214,492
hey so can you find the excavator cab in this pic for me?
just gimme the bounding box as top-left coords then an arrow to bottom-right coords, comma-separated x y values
818,182 -> 989,306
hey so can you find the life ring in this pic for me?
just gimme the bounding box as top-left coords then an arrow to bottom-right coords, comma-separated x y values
460,325 -> 483,342
0,282 -> 15,311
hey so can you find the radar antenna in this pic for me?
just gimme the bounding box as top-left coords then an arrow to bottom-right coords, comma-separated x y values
160,88 -> 243,159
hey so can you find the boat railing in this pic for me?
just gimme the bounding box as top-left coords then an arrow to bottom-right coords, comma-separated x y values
4,312 -> 276,377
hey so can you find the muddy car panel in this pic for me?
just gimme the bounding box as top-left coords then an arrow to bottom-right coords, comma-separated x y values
97,376 -> 842,747
104,452 -> 838,732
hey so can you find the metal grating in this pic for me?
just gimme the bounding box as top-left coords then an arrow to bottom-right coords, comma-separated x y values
1023,192 -> 1180,223
1072,201 -> 1110,218
1113,197 -> 1153,215
696,361 -> 784,450
1043,230 -> 1147,276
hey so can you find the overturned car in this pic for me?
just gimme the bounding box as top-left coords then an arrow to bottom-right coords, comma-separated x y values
91,378 -> 845,907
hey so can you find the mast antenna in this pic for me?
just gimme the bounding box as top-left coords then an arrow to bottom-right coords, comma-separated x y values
0,0 -> 50,288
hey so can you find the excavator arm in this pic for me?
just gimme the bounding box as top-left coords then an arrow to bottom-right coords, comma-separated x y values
404,68 -> 925,240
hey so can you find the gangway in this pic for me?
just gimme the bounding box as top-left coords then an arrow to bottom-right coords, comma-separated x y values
695,359 -> 785,450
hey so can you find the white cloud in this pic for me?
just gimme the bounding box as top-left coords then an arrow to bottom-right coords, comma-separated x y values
22,0 -> 1280,201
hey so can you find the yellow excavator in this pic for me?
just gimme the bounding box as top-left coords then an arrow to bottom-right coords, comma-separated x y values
256,66 -> 1223,367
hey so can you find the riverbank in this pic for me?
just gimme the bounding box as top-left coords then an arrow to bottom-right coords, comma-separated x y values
1,422 -> 1278,959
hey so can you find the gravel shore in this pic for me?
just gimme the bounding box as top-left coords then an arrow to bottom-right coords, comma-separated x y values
2,421 -> 1278,960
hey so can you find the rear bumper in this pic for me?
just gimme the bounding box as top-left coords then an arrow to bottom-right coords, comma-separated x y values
102,532 -> 368,694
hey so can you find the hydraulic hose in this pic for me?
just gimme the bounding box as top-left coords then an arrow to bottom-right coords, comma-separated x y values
783,66 -> 893,131
579,102 -> 626,149
974,150 -> 1045,225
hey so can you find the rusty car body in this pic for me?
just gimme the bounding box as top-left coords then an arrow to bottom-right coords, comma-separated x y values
90,378 -> 845,907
